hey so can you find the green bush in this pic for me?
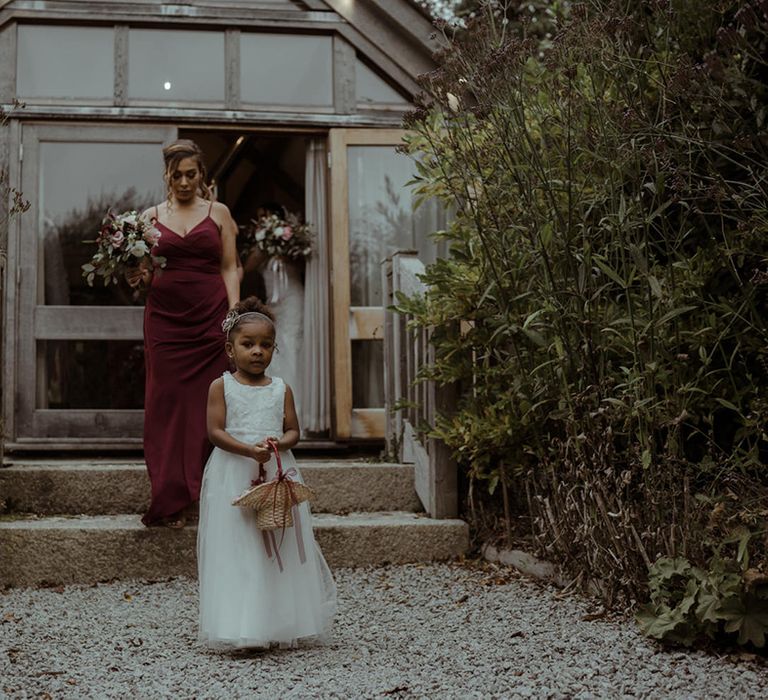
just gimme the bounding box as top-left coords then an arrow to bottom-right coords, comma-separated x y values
637,534 -> 768,648
401,0 -> 768,608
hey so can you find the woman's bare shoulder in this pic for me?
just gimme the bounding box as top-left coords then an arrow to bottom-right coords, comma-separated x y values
140,202 -> 164,221
210,200 -> 232,217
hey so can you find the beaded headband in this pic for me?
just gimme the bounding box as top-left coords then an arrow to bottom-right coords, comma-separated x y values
222,309 -> 275,336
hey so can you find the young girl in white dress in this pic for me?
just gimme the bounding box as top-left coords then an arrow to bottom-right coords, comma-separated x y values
197,296 -> 336,649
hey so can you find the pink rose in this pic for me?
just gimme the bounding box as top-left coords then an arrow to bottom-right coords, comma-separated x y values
281,226 -> 293,241
143,226 -> 161,247
109,230 -> 125,248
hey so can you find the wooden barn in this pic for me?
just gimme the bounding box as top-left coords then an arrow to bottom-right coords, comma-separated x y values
0,0 -> 446,452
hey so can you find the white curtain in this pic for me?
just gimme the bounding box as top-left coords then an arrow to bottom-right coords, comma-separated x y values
300,139 -> 331,433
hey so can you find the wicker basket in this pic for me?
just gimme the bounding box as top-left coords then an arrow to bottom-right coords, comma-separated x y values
232,440 -> 314,531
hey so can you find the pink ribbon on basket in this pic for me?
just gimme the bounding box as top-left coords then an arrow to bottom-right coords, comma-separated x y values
256,439 -> 308,573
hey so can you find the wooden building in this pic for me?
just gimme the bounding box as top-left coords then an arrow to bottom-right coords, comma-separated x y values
0,0 -> 445,451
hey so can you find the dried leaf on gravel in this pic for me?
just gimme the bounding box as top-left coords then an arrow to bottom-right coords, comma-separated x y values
582,610 -> 608,622
382,685 -> 409,695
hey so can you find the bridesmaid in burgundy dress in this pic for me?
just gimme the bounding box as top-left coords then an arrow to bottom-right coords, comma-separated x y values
129,139 -> 239,527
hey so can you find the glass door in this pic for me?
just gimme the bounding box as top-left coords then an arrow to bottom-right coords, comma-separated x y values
328,129 -> 445,440
10,123 -> 175,446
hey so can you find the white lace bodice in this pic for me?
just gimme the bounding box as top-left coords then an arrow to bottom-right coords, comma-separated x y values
222,372 -> 285,443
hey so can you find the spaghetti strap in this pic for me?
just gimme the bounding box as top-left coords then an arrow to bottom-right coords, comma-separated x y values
207,199 -> 213,217
154,205 -> 159,222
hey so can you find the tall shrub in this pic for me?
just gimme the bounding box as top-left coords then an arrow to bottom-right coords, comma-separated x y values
402,0 -> 768,603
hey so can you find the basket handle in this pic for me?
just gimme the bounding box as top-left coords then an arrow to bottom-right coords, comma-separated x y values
266,437 -> 282,477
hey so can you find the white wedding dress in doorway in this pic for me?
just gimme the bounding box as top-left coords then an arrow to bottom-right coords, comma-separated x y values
262,257 -> 304,421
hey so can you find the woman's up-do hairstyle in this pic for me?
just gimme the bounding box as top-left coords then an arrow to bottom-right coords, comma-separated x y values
222,296 -> 276,339
162,138 -> 211,202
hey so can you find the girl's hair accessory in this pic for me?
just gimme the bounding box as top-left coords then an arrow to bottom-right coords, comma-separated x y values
222,309 -> 275,336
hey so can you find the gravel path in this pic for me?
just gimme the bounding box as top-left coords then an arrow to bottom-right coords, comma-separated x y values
1,561 -> 765,699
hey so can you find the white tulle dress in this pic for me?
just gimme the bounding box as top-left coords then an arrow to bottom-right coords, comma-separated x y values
197,372 -> 336,650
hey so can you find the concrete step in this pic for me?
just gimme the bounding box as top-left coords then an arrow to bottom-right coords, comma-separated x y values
0,512 -> 470,588
0,460 -> 422,515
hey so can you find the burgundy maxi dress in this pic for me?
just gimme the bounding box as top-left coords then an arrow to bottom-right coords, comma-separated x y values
142,203 -> 230,525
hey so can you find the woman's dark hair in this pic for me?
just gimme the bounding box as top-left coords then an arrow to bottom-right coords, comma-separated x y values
162,139 -> 211,200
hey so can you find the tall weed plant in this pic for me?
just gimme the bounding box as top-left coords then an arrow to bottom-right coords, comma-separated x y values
401,0 -> 768,607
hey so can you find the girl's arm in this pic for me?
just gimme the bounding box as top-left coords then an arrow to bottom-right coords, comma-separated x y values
215,202 -> 240,309
207,378 -> 271,462
277,384 -> 300,450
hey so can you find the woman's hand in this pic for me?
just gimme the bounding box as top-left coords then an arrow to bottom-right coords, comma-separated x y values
126,262 -> 153,288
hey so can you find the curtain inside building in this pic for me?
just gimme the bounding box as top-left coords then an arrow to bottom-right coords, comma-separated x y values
300,139 -> 331,433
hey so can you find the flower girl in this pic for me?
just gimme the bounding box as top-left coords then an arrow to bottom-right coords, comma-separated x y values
197,296 -> 336,649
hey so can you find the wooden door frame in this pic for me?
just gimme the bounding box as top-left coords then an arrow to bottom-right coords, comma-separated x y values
5,122 -> 176,449
328,127 -> 406,440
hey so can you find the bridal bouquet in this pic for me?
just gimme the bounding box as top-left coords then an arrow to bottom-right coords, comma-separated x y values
81,210 -> 166,287
239,211 -> 313,262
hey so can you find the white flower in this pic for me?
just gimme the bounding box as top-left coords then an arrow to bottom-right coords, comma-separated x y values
255,230 -> 266,242
130,240 -> 149,257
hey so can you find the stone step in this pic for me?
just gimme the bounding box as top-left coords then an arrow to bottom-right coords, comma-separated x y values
0,461 -> 422,515
0,512 -> 470,588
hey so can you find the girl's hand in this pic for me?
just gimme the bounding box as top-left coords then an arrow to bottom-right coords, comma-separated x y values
251,442 -> 272,464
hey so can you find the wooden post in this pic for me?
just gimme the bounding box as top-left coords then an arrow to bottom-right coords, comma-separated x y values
382,256 -> 394,458
428,326 -> 459,518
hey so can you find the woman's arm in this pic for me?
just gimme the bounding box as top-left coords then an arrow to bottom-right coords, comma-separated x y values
207,379 -> 271,462
215,202 -> 240,309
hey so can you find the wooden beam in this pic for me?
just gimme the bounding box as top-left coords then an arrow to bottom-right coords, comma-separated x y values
225,27 -> 241,110
0,21 -> 16,103
31,408 -> 143,439
114,25 -> 128,107
0,7 -> 339,30
349,307 -> 383,340
3,104 -> 406,128
351,408 -> 385,439
335,23 -> 420,99
34,307 -> 144,340
328,129 -> 352,439
332,34 -> 356,115
321,0 -> 437,80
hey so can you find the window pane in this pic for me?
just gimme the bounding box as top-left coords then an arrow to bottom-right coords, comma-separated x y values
17,26 -> 114,99
241,34 -> 333,107
40,141 -> 164,306
129,29 -> 224,102
352,341 -> 384,408
41,340 -> 145,409
356,59 -> 409,105
348,146 -> 447,306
